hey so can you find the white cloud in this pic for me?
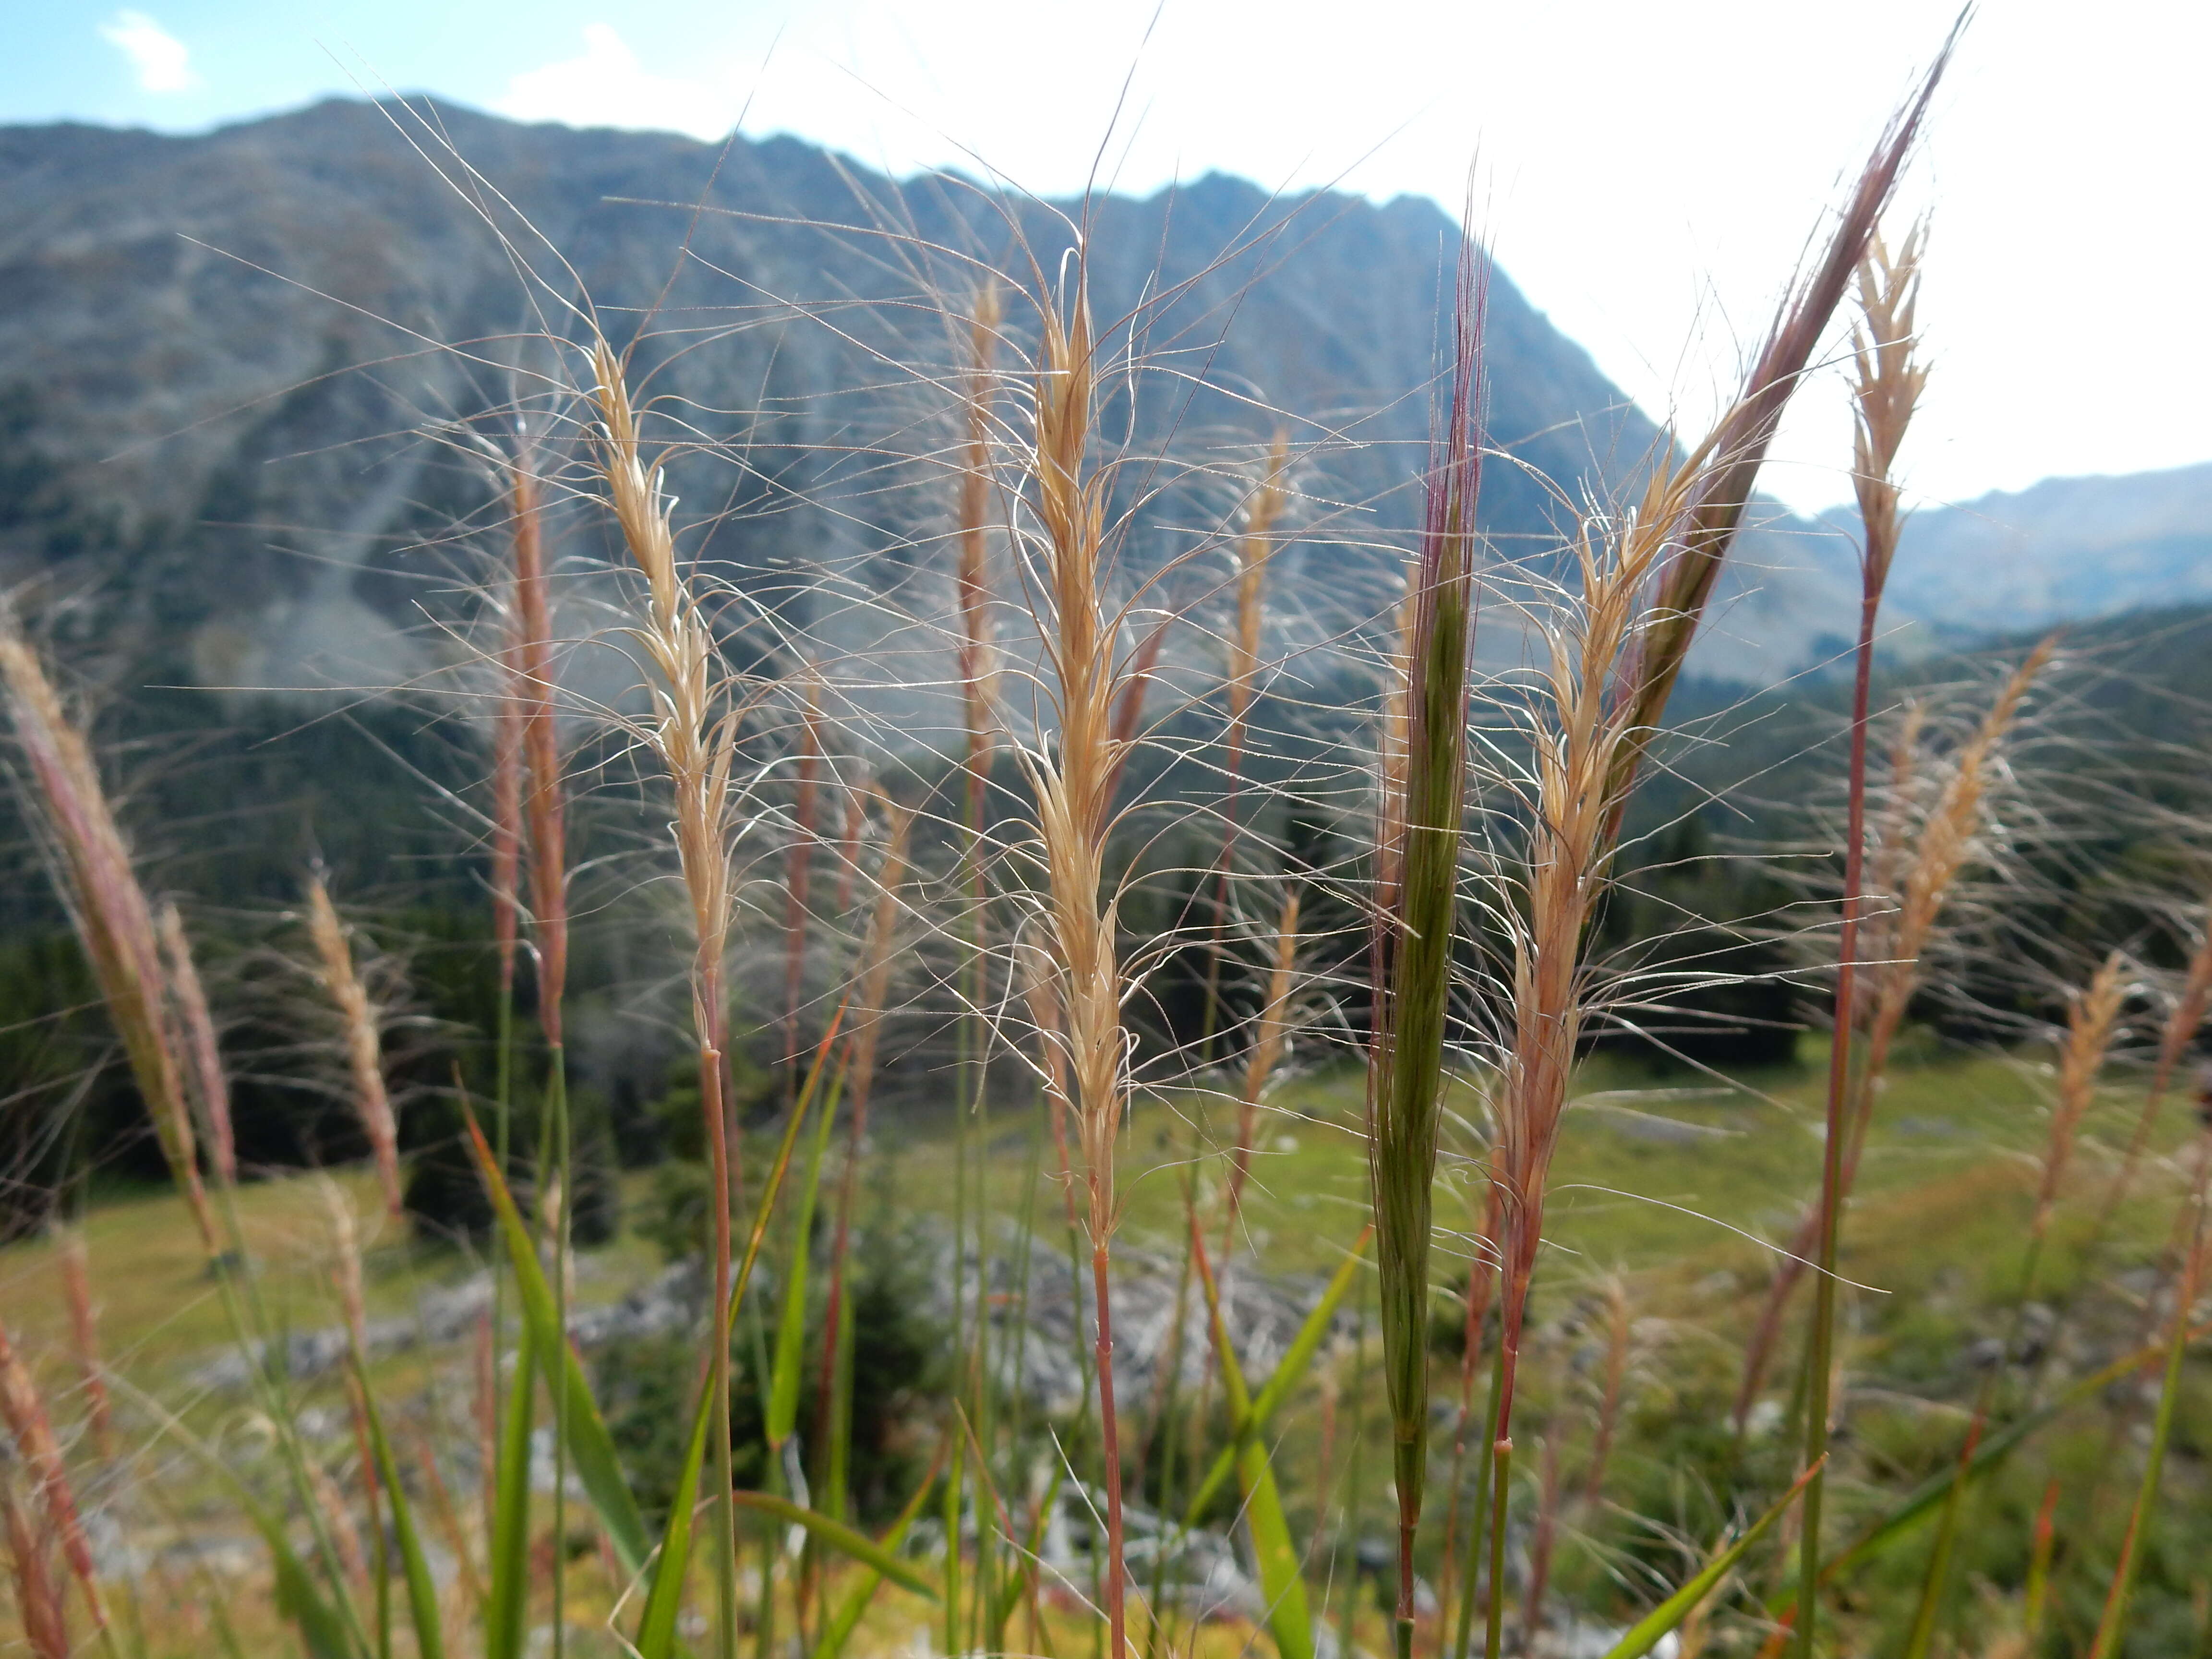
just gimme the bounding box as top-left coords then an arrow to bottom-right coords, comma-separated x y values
97,10 -> 197,95
495,24 -> 740,142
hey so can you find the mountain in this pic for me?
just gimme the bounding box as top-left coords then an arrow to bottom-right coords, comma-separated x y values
1882,463 -> 2212,630
2,96 -> 2205,715
0,95 -> 1675,698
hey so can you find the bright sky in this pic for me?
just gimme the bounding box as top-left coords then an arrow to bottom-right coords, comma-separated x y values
5,1 -> 2206,516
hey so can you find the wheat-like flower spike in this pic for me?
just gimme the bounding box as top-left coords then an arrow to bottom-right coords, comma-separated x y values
589,331 -> 750,1659
509,445 -> 569,1047
0,619 -> 216,1255
1369,207 -> 1485,1651
0,1464 -> 69,1659
1607,37 -> 1952,823
305,873 -> 404,1218
157,899 -> 236,1188
0,1315 -> 112,1642
2032,950 -> 2130,1245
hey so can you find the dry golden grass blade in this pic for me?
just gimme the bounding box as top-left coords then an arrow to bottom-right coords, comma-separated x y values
2032,950 -> 2130,1245
2104,895 -> 2212,1222
304,873 -> 403,1219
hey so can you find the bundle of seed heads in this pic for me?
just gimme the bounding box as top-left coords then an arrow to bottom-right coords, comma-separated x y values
304,873 -> 402,1218
0,621 -> 216,1253
1010,275 -> 1139,1659
589,332 -> 750,1656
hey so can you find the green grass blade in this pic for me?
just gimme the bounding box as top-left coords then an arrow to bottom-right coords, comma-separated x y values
769,1080 -> 840,1448
464,1115 -> 653,1579
730,1492 -> 941,1602
484,1336 -> 537,1659
1192,1226 -> 1316,1659
356,1371 -> 448,1659
1601,1459 -> 1824,1659
813,1461 -> 941,1659
1183,1229 -> 1370,1528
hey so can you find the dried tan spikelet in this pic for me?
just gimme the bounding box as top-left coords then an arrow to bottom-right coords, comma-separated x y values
304,874 -> 403,1217
1849,224 -> 1929,595
51,1226 -> 113,1460
2033,951 -> 2130,1244
156,900 -> 235,1187
0,621 -> 216,1254
0,1316 -> 110,1640
1013,275 -> 1138,1659
1227,434 -> 1291,743
589,332 -> 749,1650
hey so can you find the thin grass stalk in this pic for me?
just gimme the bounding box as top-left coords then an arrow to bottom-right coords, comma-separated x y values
1796,223 -> 1925,1656
0,621 -> 216,1255
590,334 -> 746,1659
157,901 -> 235,1187
53,1223 -> 114,1459
1014,270 -> 1139,1659
1737,637 -> 2056,1426
1200,435 -> 1290,1065
304,875 -> 402,1217
1223,887 -> 1299,1248
1369,217 -> 1485,1659
0,1316 -> 113,1650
